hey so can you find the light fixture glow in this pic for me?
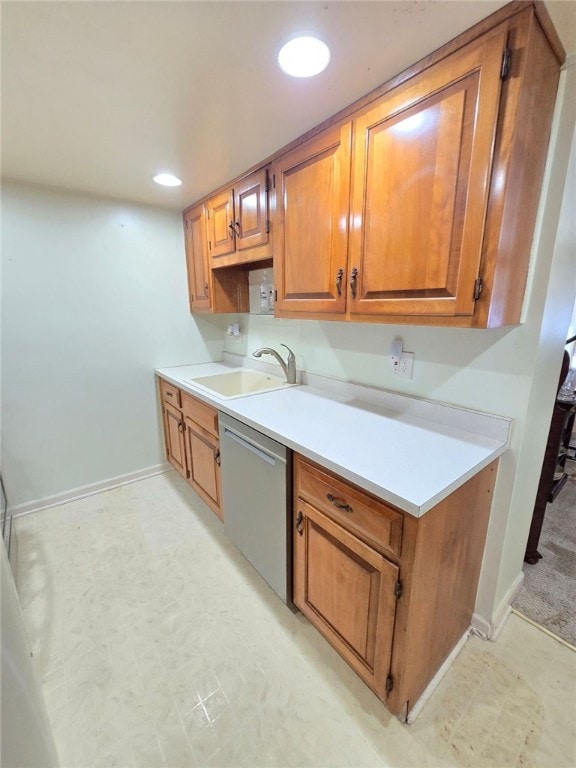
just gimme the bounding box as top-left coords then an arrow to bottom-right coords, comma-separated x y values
278,35 -> 330,78
153,173 -> 182,187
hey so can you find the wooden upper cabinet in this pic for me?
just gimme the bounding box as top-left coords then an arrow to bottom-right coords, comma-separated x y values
234,168 -> 269,253
272,123 -> 352,315
206,189 -> 235,259
183,4 -> 562,326
184,204 -> 211,312
206,167 -> 271,268
348,26 -> 507,319
183,204 -> 250,316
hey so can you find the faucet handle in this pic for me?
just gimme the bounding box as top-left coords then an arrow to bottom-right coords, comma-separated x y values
281,343 -> 295,362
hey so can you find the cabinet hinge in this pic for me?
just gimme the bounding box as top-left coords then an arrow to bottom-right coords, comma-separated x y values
473,277 -> 484,301
385,674 -> 394,694
266,219 -> 271,234
394,580 -> 403,599
501,47 -> 511,80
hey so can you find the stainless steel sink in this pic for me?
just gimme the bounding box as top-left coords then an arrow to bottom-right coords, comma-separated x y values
185,369 -> 296,399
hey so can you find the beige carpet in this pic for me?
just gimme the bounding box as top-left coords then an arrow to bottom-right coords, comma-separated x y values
513,467 -> 576,646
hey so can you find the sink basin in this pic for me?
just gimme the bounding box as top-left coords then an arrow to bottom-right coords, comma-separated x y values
185,369 -> 295,399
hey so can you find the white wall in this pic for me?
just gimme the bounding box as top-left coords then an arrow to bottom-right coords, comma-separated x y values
1,181 -> 228,509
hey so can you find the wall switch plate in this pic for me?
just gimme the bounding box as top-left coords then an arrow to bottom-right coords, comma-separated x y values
394,352 -> 414,379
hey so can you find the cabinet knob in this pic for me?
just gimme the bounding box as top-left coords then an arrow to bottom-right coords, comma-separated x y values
349,267 -> 358,298
336,268 -> 344,297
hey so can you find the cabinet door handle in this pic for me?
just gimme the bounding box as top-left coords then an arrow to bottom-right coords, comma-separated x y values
215,449 -> 221,466
233,220 -> 241,237
228,221 -> 236,240
178,420 -> 183,433
296,510 -> 304,536
349,267 -> 358,298
336,268 -> 344,297
204,282 -> 209,293
326,493 -> 353,513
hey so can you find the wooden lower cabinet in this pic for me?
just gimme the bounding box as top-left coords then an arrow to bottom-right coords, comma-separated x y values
162,401 -> 187,479
183,416 -> 222,521
158,378 -> 223,520
294,500 -> 398,694
293,454 -> 497,718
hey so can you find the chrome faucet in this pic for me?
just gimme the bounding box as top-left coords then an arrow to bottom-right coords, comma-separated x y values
252,344 -> 297,384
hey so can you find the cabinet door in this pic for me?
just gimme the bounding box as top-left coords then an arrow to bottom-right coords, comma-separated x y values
185,417 -> 223,520
163,402 -> 188,479
206,188 -> 235,261
184,204 -> 211,312
273,123 -> 352,315
293,500 -> 398,696
349,26 -> 507,318
234,167 -> 269,252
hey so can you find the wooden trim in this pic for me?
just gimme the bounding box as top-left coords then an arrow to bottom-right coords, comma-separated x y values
532,0 -> 566,64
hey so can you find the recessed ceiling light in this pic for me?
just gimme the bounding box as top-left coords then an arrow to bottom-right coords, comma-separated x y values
278,34 -> 331,78
153,173 -> 182,187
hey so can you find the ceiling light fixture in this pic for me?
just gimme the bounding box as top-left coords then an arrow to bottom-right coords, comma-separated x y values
277,34 -> 331,78
153,173 -> 182,187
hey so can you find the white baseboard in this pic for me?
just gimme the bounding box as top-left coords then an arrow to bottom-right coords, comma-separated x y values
8,463 -> 172,518
470,612 -> 491,639
471,570 -> 524,641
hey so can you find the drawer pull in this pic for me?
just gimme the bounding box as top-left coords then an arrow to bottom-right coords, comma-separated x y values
326,493 -> 353,513
166,391 -> 173,397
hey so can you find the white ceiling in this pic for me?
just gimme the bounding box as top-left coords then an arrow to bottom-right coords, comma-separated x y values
2,1 -> 574,211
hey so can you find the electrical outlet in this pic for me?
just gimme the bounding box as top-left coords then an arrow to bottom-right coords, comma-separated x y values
394,352 -> 414,379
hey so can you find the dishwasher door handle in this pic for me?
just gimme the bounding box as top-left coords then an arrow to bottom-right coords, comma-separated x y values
223,427 -> 278,466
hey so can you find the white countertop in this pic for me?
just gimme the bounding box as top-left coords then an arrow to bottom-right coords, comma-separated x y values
155,359 -> 510,517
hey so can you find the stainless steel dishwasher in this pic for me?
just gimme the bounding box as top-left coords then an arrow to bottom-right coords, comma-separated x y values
219,413 -> 291,604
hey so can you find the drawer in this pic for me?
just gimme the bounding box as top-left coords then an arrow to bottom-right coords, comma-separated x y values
159,378 -> 181,408
295,455 -> 403,558
181,392 -> 219,437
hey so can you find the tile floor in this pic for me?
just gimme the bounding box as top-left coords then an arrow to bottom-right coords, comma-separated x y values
14,471 -> 576,768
